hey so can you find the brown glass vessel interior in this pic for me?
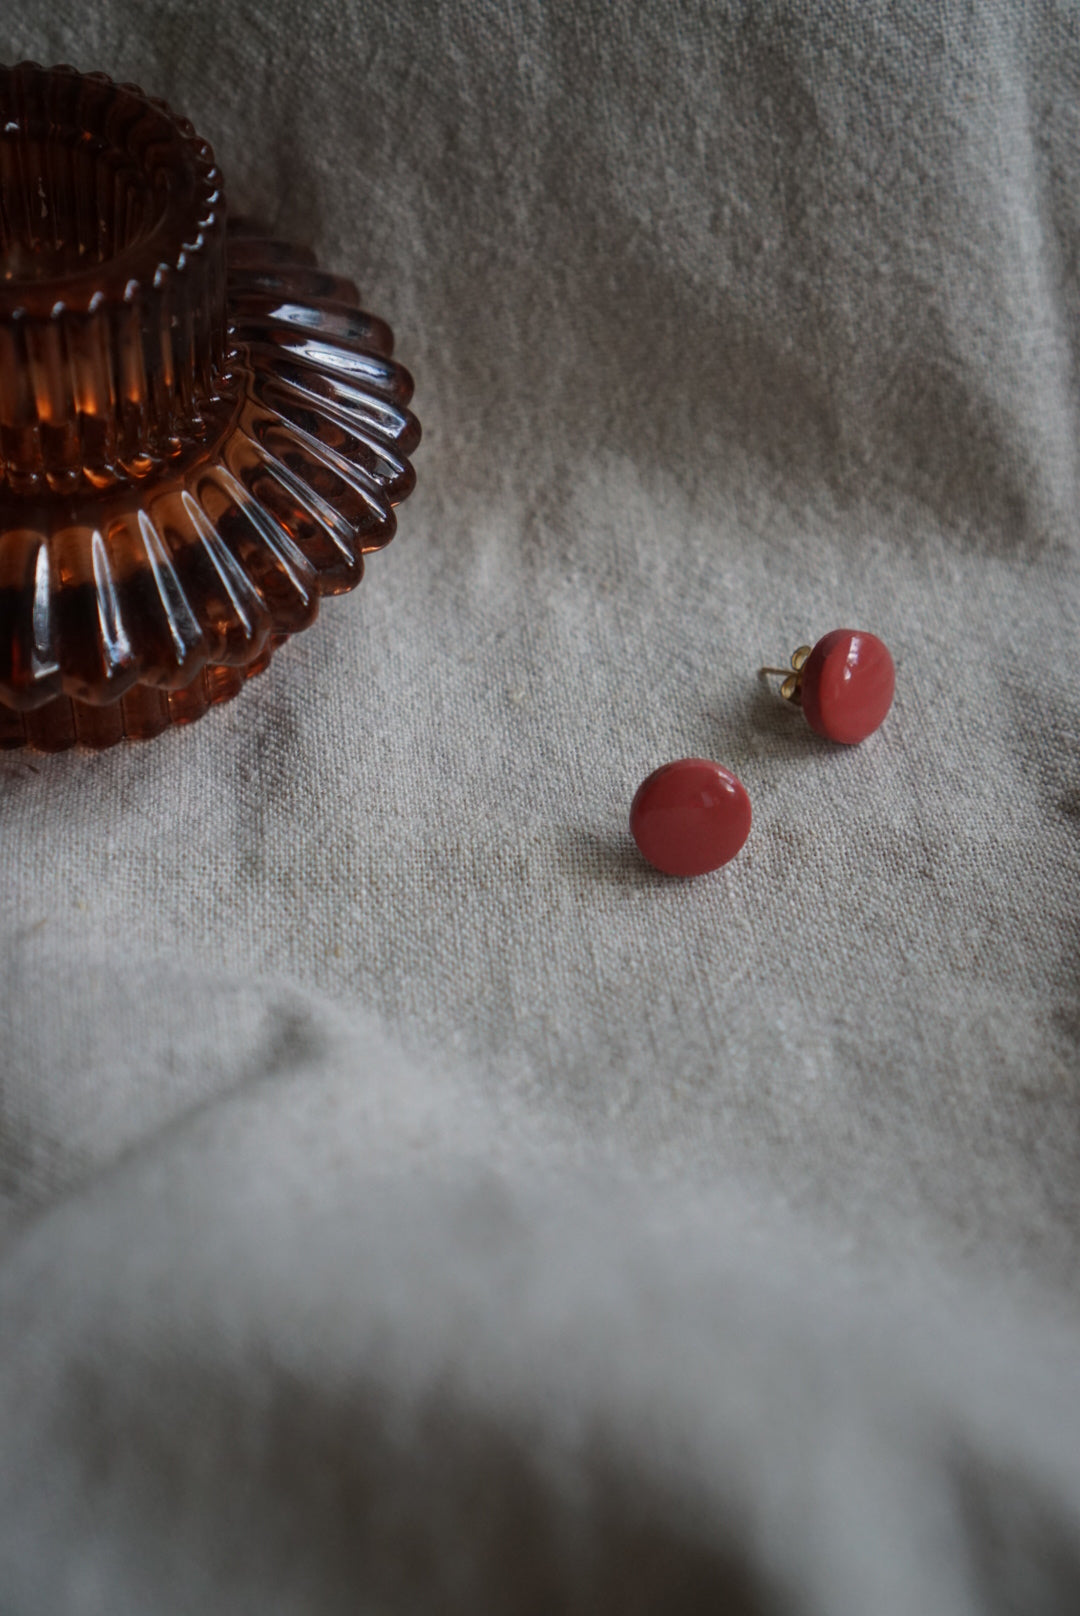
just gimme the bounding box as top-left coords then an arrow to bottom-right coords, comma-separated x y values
0,63 -> 226,496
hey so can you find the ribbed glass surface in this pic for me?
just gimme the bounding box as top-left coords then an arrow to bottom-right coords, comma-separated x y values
0,64 -> 419,751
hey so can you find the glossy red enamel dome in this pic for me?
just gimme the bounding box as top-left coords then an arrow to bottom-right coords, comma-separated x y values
800,630 -> 895,745
630,758 -> 751,877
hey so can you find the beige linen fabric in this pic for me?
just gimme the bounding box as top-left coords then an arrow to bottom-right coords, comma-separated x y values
2,2 -> 1080,1611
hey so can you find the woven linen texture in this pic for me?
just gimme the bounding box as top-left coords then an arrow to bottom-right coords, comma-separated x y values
1,3 -> 1079,1612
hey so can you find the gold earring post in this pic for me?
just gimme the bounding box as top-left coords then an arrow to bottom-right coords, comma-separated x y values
760,645 -> 813,704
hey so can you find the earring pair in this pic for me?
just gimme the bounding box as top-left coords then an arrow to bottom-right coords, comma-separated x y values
630,628 -> 894,878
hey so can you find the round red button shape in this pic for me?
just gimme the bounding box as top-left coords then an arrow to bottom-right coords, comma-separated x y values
800,629 -> 895,745
630,758 -> 752,877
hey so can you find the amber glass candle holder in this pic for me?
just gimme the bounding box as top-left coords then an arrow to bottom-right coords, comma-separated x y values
0,62 -> 419,751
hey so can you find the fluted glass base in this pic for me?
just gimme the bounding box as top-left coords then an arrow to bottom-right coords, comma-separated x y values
0,66 -> 419,752
0,229 -> 419,751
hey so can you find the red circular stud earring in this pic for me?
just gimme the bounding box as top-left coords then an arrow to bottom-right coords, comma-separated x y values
761,629 -> 894,744
630,758 -> 752,877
